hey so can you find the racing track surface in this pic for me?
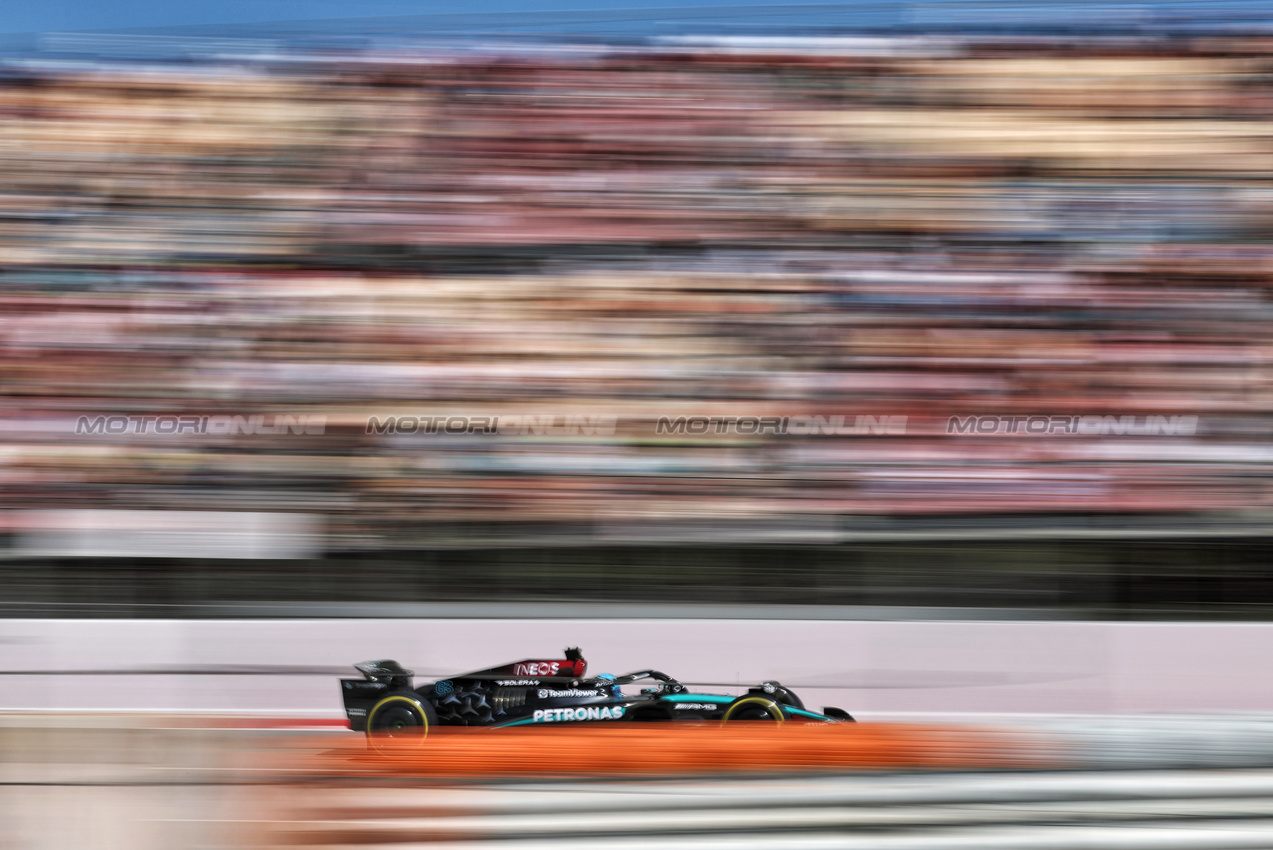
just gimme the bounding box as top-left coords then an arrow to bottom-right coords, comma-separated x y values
9,616 -> 1273,717
262,770 -> 1273,850
10,617 -> 1273,848
9,718 -> 1273,849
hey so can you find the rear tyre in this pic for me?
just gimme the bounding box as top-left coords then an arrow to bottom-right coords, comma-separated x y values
366,692 -> 436,752
721,695 -> 785,723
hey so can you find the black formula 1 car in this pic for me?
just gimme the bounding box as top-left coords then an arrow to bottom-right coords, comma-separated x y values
340,647 -> 854,743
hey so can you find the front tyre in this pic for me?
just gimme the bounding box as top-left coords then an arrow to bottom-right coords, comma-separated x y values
366,692 -> 436,751
721,694 -> 786,723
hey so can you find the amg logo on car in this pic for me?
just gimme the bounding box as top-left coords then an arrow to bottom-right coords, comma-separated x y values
532,706 -> 625,722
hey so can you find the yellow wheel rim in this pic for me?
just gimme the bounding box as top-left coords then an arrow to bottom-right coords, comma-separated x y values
366,694 -> 430,751
721,695 -> 785,724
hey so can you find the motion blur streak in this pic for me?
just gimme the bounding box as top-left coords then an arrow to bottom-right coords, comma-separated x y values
9,716 -> 1273,848
6,12 -> 1273,850
308,724 -> 1052,777
1,32 -> 1271,595
258,768 -> 1273,849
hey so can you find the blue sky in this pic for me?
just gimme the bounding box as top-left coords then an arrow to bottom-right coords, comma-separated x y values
10,2 -> 450,33
4,0 -> 1270,37
3,0 -> 853,34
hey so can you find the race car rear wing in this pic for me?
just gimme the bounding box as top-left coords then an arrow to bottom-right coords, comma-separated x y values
353,659 -> 413,690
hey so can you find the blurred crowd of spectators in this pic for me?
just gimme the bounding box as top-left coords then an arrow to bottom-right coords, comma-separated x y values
1,35 -> 1271,551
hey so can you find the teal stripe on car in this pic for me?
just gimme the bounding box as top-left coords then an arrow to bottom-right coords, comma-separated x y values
783,706 -> 835,721
661,694 -> 734,704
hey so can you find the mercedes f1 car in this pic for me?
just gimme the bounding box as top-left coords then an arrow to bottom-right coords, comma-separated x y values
340,647 -> 854,743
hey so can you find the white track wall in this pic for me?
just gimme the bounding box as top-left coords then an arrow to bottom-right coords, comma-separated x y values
2,618 -> 1271,718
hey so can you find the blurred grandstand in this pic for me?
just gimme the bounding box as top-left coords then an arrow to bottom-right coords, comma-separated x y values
1,18 -> 1273,617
